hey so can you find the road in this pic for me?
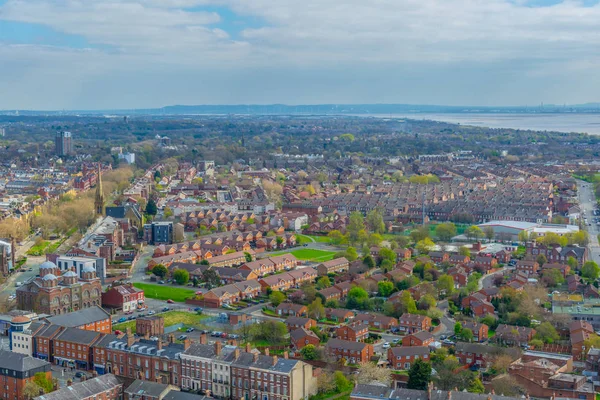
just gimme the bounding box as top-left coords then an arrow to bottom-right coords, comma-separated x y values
576,180 -> 600,264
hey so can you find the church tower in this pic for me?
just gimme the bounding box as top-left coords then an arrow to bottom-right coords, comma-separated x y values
94,163 -> 105,216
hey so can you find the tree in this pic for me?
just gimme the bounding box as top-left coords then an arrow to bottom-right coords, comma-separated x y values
418,294 -> 436,311
490,376 -> 525,397
302,285 -> 317,303
407,359 -> 432,390
378,281 -> 394,297
300,344 -> 319,360
333,371 -> 352,392
347,212 -> 366,245
363,255 -> 375,269
465,226 -> 484,241
395,235 -> 410,249
33,372 -> 54,393
163,206 -> 173,218
459,246 -> 471,258
582,261 -> 600,281
250,320 -> 288,344
436,274 -> 455,296
454,322 -> 463,336
367,233 -> 383,247
345,247 -> 359,261
380,259 -> 394,272
461,328 -> 474,342
534,321 -> 559,344
536,254 -> 547,266
435,223 -> 457,242
416,238 -> 435,254
356,362 -> 392,386
366,208 -> 386,234
316,277 -> 331,290
378,248 -> 396,263
410,227 -> 430,243
244,252 -> 253,262
269,291 -> 286,307
22,381 -> 42,400
152,264 -> 168,279
567,256 -> 578,270
517,230 -> 529,244
145,198 -> 158,216
173,269 -> 189,285
201,269 -> 220,289
346,286 -> 370,309
317,371 -> 336,394
542,268 -> 564,287
327,230 -> 346,245
308,298 -> 326,320
483,226 -> 495,242
468,377 -> 485,394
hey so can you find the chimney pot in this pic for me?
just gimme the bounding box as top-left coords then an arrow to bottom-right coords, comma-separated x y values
245,343 -> 251,353
215,341 -> 222,355
272,355 -> 278,366
200,333 -> 207,345
264,348 -> 269,356
283,351 -> 288,359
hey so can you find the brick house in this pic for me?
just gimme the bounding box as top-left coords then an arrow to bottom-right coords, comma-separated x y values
387,346 -> 430,370
317,258 -> 349,276
473,256 -> 498,273
470,299 -> 496,318
136,316 -> 165,337
290,328 -> 320,350
448,254 -> 470,265
395,248 -> 412,261
542,263 -> 571,278
319,287 -> 343,302
52,327 -> 103,370
259,273 -> 295,292
460,321 -> 489,342
45,306 -> 112,334
355,313 -> 399,330
276,303 -> 308,317
288,269 -> 318,287
325,339 -> 374,365
455,342 -> 519,368
35,373 -> 122,400
402,330 -> 434,347
0,349 -> 51,400
102,284 -> 145,312
429,252 -> 449,264
240,259 -> 276,277
286,317 -> 316,331
397,313 -> 431,334
326,308 -> 354,323
494,324 -> 536,346
333,281 -> 355,298
336,323 -> 369,342
515,260 -> 539,275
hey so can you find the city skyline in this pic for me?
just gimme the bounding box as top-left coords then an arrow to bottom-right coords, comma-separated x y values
1,0 -> 600,109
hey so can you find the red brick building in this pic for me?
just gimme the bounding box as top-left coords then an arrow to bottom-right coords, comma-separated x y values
33,373 -> 123,400
336,323 -> 369,342
290,328 -> 320,350
397,313 -> 431,334
136,316 -> 165,337
387,346 -> 430,370
0,349 -> 51,400
101,284 -> 145,312
45,306 -> 112,334
401,330 -> 434,347
325,339 -> 374,364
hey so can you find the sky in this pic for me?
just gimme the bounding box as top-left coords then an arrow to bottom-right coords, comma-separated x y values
1,0 -> 600,110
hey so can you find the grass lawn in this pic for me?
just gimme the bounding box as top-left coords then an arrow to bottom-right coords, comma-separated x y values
113,311 -> 209,333
296,234 -> 332,245
272,248 -> 336,262
26,241 -> 50,256
132,283 -> 196,302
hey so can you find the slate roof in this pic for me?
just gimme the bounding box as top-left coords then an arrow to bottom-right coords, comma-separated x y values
0,349 -> 50,372
326,338 -> 370,351
45,306 -> 110,327
125,380 -> 171,397
56,327 -> 102,345
35,374 -> 121,400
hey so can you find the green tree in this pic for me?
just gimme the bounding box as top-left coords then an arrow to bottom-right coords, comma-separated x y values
436,274 -> 455,296
244,252 -> 253,262
518,230 -> 529,244
378,281 -> 394,297
435,223 -> 457,242
152,264 -> 168,279
582,261 -> 600,281
542,268 -> 564,287
465,226 -> 484,241
363,255 -> 376,269
468,377 -> 486,394
483,226 -> 495,242
145,198 -> 158,216
567,256 -> 578,270
380,259 -> 394,272
366,208 -> 386,234
396,290 -> 417,315
534,321 -> 559,344
536,254 -> 548,266
334,371 -> 352,392
347,212 -> 366,245
416,238 -> 435,254
379,247 -> 396,264
410,227 -> 430,243
327,230 -> 346,245
407,359 -> 432,390
316,277 -> 332,290
308,298 -> 326,320
269,291 -> 286,307
201,269 -> 220,289
163,206 -> 173,218
418,294 -> 436,311
33,372 -> 54,393
23,381 -> 42,400
454,322 -> 463,336
459,246 -> 471,258
367,233 -> 383,247
173,269 -> 190,285
300,344 -> 319,360
461,328 -> 474,342
345,247 -> 359,261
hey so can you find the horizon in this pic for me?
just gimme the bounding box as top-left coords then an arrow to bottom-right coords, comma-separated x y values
2,0 -> 600,110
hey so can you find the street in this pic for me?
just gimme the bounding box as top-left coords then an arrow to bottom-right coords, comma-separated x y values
576,180 -> 600,264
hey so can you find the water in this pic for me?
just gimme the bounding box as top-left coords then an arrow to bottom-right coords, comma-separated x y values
368,113 -> 600,135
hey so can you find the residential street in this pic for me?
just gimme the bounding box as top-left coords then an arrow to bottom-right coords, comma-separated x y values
576,180 -> 600,264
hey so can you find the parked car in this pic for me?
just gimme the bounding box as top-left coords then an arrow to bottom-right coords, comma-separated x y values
167,299 -> 174,304
220,332 -> 228,338
159,280 -> 165,284
150,336 -> 159,341
178,335 -> 188,340
162,307 -> 169,312
194,307 -> 203,312
148,310 -> 155,315
118,317 -> 127,323
75,372 -> 86,378
186,327 -> 195,332
382,342 -> 390,349
114,330 -> 123,335
392,338 -> 400,344
128,315 -> 135,320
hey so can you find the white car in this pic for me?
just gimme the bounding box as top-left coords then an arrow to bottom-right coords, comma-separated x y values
148,310 -> 155,315
382,342 -> 390,349
392,338 -> 400,344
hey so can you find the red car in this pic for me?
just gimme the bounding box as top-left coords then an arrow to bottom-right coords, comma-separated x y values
220,332 -> 228,338
167,299 -> 174,304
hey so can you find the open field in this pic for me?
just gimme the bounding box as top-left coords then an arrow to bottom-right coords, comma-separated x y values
272,248 -> 336,262
296,234 -> 333,244
113,311 -> 209,333
133,283 -> 196,302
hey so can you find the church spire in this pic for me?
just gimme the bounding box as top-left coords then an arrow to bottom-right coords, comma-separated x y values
95,163 -> 105,216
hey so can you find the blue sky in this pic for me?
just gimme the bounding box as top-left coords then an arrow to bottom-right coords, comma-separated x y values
1,0 -> 600,110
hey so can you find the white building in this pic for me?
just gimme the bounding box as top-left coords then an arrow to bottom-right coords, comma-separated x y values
56,255 -> 106,280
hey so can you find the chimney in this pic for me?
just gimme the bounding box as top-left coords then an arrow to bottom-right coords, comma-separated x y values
92,370 -> 98,377
272,355 -> 278,366
427,381 -> 433,400
126,327 -> 132,336
215,341 -> 222,355
168,334 -> 175,344
253,353 -> 259,362
144,332 -> 150,340
200,333 -> 207,344
234,348 -> 240,359
66,379 -> 73,387
283,351 -> 288,359
229,339 -> 237,347
183,338 -> 191,350
127,334 -> 136,347
245,343 -> 251,353
446,391 -> 451,400
264,348 -> 269,356
157,340 -> 163,350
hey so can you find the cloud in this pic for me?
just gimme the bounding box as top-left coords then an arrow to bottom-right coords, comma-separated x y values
1,0 -> 600,108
